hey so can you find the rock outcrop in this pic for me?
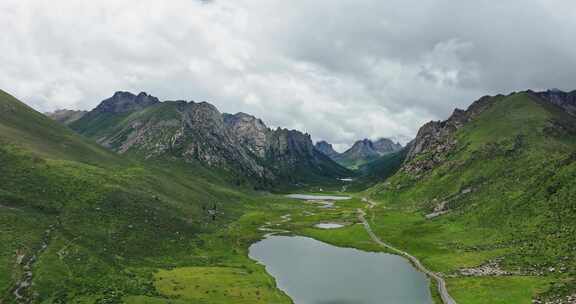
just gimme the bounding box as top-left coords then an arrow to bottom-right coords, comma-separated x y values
532,89 -> 576,116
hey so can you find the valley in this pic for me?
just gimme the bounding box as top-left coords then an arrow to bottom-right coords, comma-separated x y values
2,88 -> 576,304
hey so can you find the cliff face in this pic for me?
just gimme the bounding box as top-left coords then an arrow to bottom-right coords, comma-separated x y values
65,92 -> 349,185
314,141 -> 340,159
223,112 -> 271,158
267,128 -> 315,168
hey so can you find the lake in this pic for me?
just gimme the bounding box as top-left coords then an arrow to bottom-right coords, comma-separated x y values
249,235 -> 433,304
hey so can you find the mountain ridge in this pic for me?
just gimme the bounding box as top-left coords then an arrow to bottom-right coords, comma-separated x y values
316,137 -> 403,169
50,91 -> 350,187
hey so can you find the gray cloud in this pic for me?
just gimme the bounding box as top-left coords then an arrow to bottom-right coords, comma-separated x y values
1,0 -> 575,151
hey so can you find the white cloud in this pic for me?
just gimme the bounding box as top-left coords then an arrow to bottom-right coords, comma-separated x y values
1,0 -> 575,149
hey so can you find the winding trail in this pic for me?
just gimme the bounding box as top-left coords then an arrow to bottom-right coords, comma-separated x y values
359,198 -> 457,304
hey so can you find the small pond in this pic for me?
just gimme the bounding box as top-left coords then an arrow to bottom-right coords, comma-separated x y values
314,223 -> 345,229
286,194 -> 351,201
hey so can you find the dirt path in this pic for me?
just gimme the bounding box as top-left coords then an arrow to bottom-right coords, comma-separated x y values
359,198 -> 457,304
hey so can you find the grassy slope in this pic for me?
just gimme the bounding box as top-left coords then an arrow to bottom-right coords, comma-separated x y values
0,90 -> 121,165
0,90 -> 290,303
364,93 -> 576,302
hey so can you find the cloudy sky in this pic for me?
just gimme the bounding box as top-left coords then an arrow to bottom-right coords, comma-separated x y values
2,0 -> 575,151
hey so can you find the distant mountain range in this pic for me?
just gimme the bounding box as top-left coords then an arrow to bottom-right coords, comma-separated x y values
46,91 -> 351,187
315,138 -> 403,169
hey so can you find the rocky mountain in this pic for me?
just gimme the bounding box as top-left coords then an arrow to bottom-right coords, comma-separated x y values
314,141 -> 340,159
402,89 -> 576,175
342,139 -> 381,161
266,128 -> 348,182
332,138 -> 402,169
44,109 -> 87,125
93,91 -> 160,113
403,95 -> 498,174
61,92 -> 349,186
222,112 -> 351,183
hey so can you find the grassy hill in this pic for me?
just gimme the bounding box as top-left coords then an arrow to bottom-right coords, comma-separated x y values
0,90 -> 291,303
366,92 -> 576,302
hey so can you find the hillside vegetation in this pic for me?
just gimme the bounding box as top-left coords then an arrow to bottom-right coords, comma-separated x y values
0,90 -> 290,303
366,92 -> 576,302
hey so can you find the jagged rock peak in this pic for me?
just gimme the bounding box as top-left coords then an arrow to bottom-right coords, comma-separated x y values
315,140 -> 340,159
94,91 -> 160,113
